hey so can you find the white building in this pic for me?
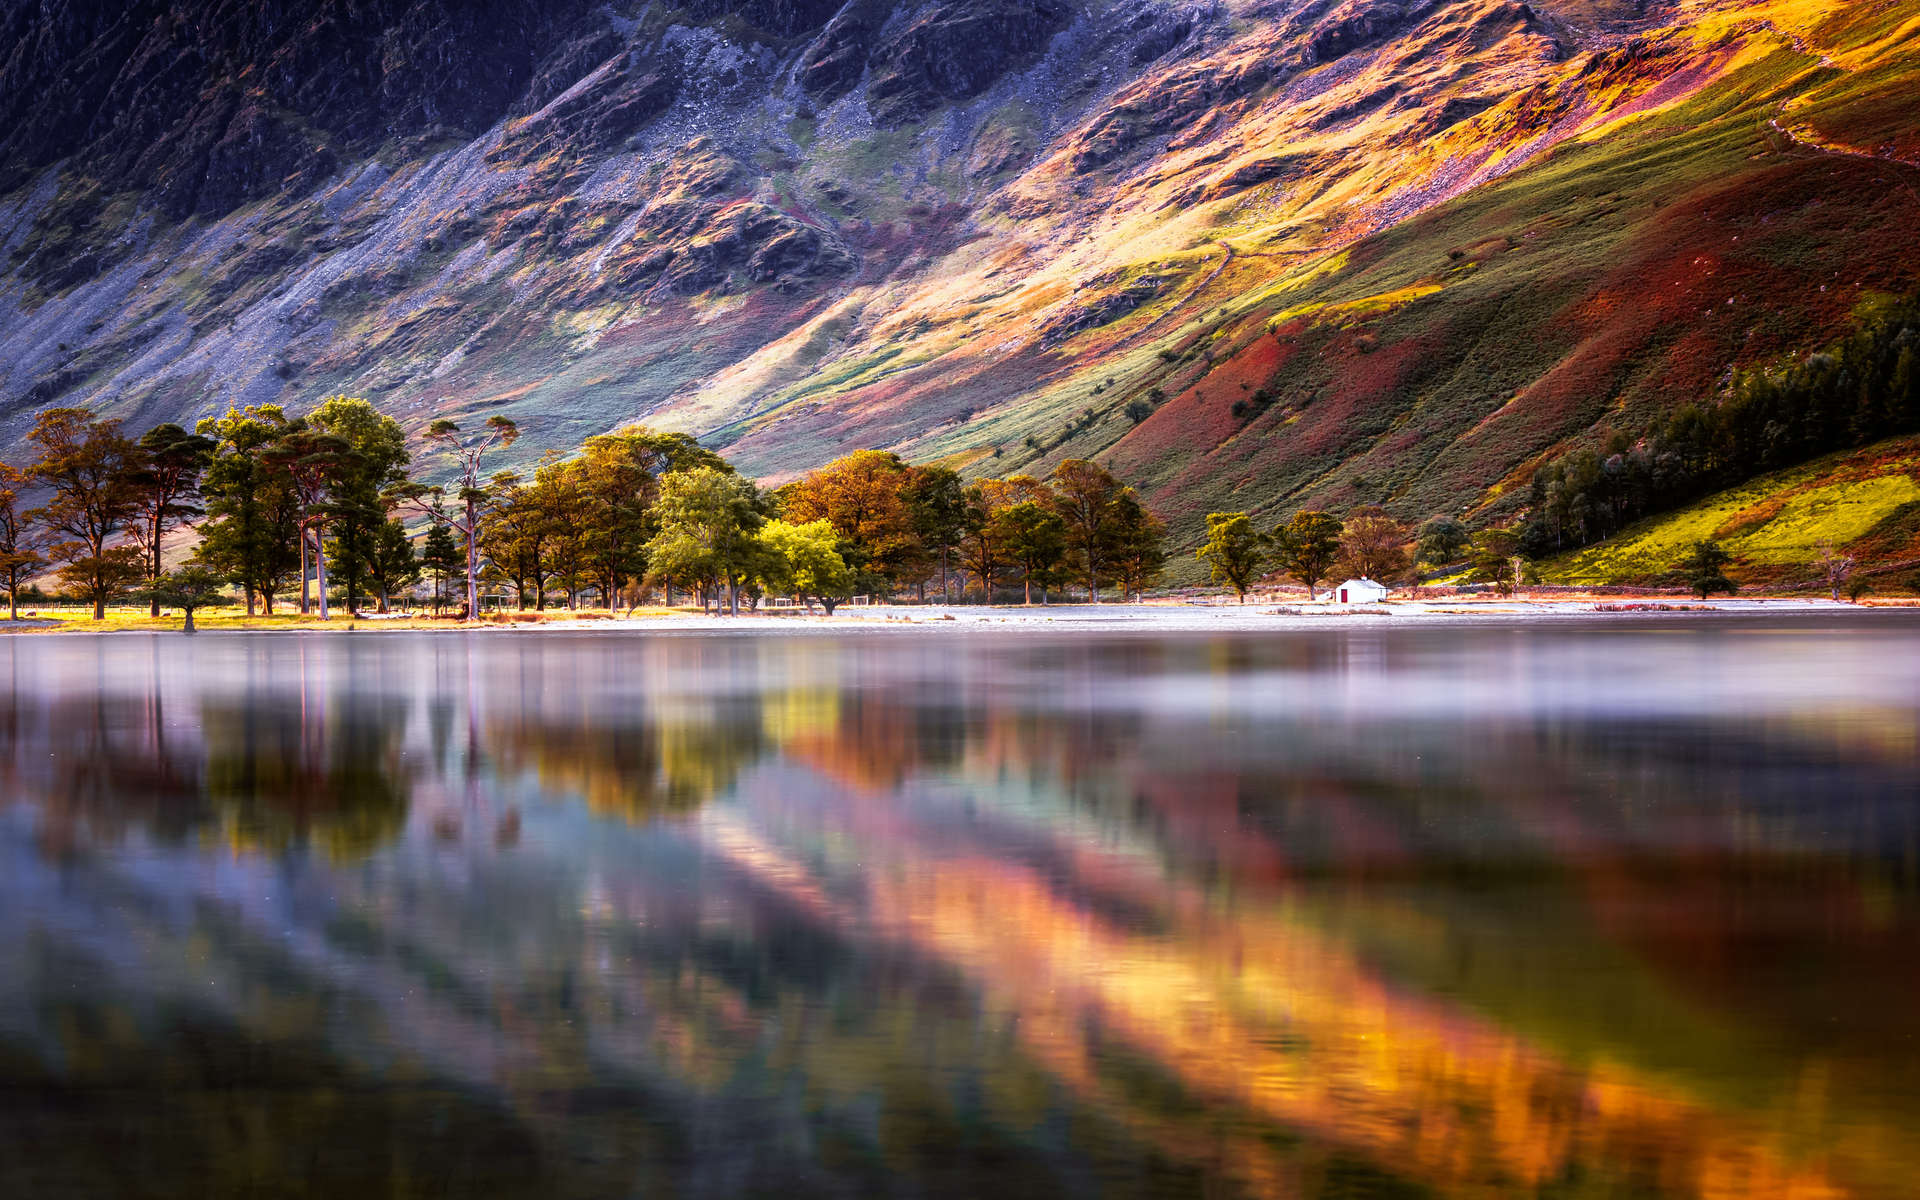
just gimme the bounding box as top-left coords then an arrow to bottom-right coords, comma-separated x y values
1331,578 -> 1391,605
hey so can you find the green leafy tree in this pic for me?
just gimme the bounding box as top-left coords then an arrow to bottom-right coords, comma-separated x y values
1108,490 -> 1167,602
1050,458 -> 1125,601
479,472 -> 547,609
758,519 -> 854,614
25,407 -> 144,619
136,564 -> 232,633
420,510 -> 464,613
1196,512 -> 1267,603
528,453 -> 592,608
1469,529 -> 1521,595
0,463 -> 44,619
1683,540 -> 1737,599
1416,516 -> 1470,569
575,428 -> 674,610
310,397 -> 409,616
264,422 -> 350,619
645,467 -> 767,615
365,519 -> 420,613
195,405 -> 301,615
128,424 -> 214,615
1272,511 -> 1343,600
905,465 -> 968,603
994,500 -> 1068,605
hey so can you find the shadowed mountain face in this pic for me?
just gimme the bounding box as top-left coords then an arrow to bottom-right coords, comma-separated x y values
0,0 -> 1915,544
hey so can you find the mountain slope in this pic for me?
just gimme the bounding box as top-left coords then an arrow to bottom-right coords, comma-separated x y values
1,0 -> 1916,551
1539,434 -> 1920,589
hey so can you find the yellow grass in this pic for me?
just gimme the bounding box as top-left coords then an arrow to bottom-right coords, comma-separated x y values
6,606 -> 696,633
1542,440 -> 1920,583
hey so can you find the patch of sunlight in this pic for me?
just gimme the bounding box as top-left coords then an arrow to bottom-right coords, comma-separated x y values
1545,469 -> 1920,583
1273,280 -> 1440,326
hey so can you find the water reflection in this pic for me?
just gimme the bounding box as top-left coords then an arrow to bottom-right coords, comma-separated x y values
0,620 -> 1916,1198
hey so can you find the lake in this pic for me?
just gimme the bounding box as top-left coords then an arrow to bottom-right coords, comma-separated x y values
1,616 -> 1916,1198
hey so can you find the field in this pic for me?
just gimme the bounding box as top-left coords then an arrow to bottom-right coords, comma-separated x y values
1540,435 -> 1920,589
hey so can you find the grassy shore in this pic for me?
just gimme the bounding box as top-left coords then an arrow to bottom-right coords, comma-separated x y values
3,594 -> 1913,636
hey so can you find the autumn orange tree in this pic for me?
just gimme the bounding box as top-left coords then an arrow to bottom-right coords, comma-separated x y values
0,463 -> 43,619
780,450 -> 919,593
26,407 -> 145,619
1334,505 -> 1411,584
1048,459 -> 1126,602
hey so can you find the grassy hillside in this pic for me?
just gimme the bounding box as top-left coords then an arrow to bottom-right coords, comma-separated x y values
2,0 -> 1917,572
1539,436 -> 1920,590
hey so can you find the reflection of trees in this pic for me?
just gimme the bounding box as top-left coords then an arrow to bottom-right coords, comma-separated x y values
0,645 -> 415,860
1,691 -> 208,853
199,695 -> 413,859
486,694 -> 767,823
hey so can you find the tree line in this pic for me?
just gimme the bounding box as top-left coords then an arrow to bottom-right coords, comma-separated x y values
1519,292 -> 1920,556
640,451 -> 1168,614
1191,503 -> 1545,600
0,399 -> 1171,621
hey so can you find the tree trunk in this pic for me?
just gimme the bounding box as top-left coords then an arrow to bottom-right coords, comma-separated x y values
940,548 -> 950,604
182,606 -> 196,634
299,528 -> 311,615
1024,575 -> 1031,605
245,585 -> 256,617
314,528 -> 330,621
465,496 -> 480,622
150,516 -> 163,617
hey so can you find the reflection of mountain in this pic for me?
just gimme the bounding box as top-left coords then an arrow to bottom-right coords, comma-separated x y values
0,988 -> 549,1198
716,724 -> 1920,1198
2,627 -> 1919,1197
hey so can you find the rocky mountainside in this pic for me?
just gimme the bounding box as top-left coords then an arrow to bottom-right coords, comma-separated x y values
1,0 -> 1916,546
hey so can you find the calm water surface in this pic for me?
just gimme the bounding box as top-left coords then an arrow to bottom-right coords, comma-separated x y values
1,617 -> 1917,1198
